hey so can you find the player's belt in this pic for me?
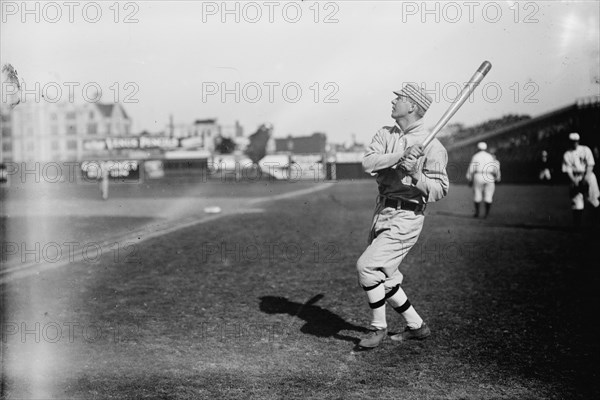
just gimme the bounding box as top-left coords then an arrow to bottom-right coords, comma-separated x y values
383,197 -> 426,212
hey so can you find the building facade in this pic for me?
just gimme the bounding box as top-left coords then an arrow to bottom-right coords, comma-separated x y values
5,100 -> 132,162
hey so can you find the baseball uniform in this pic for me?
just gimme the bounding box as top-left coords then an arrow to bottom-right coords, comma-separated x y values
357,119 -> 449,333
562,144 -> 600,210
466,150 -> 500,204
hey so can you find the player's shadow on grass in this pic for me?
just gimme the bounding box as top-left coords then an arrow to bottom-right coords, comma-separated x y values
259,294 -> 369,344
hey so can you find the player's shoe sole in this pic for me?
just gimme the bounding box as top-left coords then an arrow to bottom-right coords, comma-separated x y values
389,323 -> 431,342
358,328 -> 387,348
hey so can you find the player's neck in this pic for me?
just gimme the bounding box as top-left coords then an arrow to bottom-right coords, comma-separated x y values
395,115 -> 419,132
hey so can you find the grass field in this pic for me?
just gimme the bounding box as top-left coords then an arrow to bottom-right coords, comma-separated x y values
1,180 -> 599,399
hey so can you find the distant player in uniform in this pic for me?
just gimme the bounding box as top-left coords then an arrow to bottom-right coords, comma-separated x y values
562,132 -> 600,226
538,150 -> 552,182
98,161 -> 110,200
466,142 -> 500,218
356,83 -> 449,349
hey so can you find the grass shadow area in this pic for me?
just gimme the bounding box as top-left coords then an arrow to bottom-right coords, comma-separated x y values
258,294 -> 369,343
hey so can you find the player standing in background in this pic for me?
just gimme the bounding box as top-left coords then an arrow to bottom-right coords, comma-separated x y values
538,150 -> 552,182
466,142 -> 500,218
98,161 -> 110,200
356,83 -> 449,349
562,133 -> 600,227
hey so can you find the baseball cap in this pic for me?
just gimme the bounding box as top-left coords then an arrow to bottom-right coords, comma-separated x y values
477,142 -> 487,151
393,83 -> 433,112
568,132 -> 580,141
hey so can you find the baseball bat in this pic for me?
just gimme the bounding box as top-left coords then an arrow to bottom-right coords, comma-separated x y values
421,61 -> 492,148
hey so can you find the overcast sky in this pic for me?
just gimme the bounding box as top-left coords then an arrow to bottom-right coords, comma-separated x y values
2,1 -> 599,144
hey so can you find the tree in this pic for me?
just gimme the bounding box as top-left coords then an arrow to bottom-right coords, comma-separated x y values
215,136 -> 236,154
245,123 -> 273,164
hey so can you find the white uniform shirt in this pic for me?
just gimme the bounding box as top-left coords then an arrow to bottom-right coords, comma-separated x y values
362,119 -> 449,204
466,151 -> 500,183
562,145 -> 595,175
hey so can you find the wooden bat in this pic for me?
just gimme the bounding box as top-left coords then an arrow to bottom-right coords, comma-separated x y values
421,61 -> 492,148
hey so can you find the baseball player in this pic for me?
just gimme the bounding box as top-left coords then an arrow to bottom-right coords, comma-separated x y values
97,161 -> 110,200
538,150 -> 552,182
356,83 -> 449,349
562,132 -> 599,226
466,142 -> 500,218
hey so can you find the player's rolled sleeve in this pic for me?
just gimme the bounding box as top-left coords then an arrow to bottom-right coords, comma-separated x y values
495,162 -> 501,182
413,147 -> 449,203
362,130 -> 403,174
466,157 -> 478,181
585,147 -> 595,167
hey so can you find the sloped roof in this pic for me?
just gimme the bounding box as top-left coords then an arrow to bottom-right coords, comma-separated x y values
194,119 -> 217,124
96,103 -> 114,118
447,96 -> 599,151
95,103 -> 130,120
446,103 -> 576,151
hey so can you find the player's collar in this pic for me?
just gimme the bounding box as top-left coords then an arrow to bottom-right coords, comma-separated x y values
394,119 -> 424,135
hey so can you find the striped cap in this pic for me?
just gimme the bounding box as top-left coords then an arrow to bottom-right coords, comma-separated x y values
394,83 -> 433,112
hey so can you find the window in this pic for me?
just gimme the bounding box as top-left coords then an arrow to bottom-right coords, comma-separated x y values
27,142 -> 35,151
51,141 -> 59,150
50,113 -> 58,121
67,140 -> 77,150
67,125 -> 77,135
87,123 -> 97,135
2,127 -> 10,137
89,111 -> 94,119
106,124 -> 111,135
51,125 -> 58,135
66,112 -> 76,120
2,142 -> 11,152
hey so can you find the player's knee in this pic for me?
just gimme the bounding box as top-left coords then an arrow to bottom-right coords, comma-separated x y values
357,260 -> 384,289
356,255 -> 369,274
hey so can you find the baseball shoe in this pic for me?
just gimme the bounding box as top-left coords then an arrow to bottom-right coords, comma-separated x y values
390,323 -> 431,342
358,328 -> 387,348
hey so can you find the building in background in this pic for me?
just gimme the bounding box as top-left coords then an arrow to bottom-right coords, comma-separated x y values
274,132 -> 327,155
6,100 -> 132,162
272,132 -> 328,180
0,108 -> 13,162
190,119 -> 220,153
327,135 -> 369,180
